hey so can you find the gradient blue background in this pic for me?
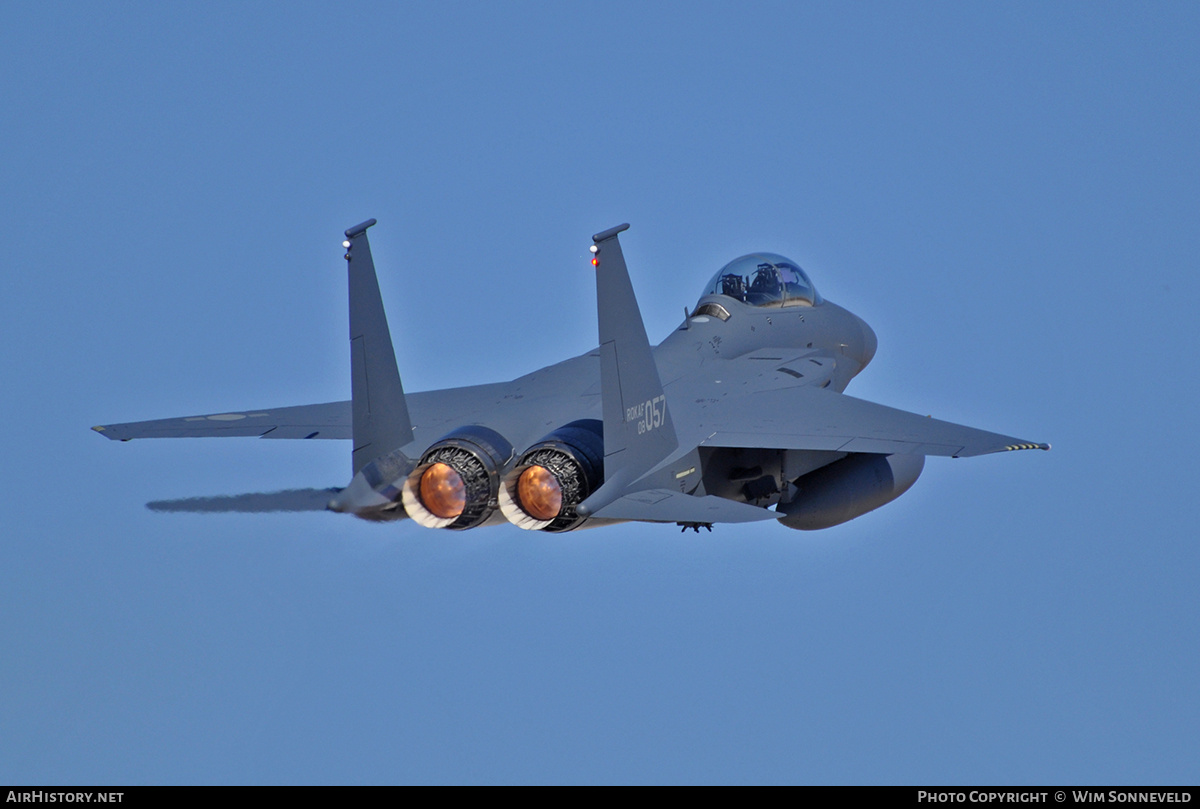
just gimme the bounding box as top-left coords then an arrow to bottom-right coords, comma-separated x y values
2,2 -> 1197,784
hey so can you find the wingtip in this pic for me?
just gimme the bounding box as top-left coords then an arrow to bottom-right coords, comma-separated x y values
1001,442 -> 1050,452
93,424 -> 132,441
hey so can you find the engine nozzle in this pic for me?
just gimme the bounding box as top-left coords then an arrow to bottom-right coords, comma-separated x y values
499,420 -> 603,532
401,426 -> 513,529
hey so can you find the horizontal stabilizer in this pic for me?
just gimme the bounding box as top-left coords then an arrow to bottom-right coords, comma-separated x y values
146,488 -> 340,513
592,488 -> 777,524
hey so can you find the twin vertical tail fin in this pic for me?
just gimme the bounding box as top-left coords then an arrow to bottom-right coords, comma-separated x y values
577,224 -> 679,517
343,219 -> 413,474
340,219 -> 671,520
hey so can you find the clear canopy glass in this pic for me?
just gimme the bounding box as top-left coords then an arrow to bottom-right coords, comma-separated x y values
699,253 -> 820,308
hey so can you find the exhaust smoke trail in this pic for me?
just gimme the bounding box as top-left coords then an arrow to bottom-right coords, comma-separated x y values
147,488 -> 340,513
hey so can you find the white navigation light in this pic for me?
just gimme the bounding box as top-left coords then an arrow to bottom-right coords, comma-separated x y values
589,245 -> 599,253
342,240 -> 351,248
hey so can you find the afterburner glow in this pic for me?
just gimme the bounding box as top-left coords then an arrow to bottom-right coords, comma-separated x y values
419,462 -> 466,519
517,465 -> 562,520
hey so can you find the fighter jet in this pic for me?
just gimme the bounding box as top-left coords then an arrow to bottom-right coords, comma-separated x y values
93,219 -> 1048,531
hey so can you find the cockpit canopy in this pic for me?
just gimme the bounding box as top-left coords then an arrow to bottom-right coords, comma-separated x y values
699,253 -> 821,309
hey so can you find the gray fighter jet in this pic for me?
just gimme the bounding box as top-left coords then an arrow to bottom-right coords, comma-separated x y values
94,220 -> 1048,531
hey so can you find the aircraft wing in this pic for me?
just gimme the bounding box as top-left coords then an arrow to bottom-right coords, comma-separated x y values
92,376 -> 1046,459
680,385 -> 1047,458
92,401 -> 352,441
91,373 -> 594,450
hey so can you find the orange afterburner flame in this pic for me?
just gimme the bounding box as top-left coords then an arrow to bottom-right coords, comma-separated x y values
419,462 -> 466,519
517,465 -> 562,521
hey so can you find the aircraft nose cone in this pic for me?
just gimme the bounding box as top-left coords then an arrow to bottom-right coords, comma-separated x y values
858,318 -> 878,368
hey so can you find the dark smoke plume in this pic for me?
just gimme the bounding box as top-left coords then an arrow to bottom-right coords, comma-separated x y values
147,488 -> 340,513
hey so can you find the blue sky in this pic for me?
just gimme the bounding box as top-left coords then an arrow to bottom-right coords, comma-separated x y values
1,2 -> 1197,784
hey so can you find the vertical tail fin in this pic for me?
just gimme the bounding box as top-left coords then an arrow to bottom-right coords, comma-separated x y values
576,224 -> 678,518
343,219 -> 413,474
